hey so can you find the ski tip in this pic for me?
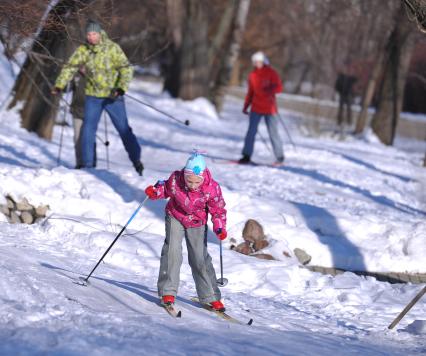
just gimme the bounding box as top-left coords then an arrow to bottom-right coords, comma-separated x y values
247,319 -> 253,326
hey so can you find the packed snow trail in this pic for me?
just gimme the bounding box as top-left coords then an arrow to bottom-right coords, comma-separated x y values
0,222 -> 424,355
0,71 -> 425,353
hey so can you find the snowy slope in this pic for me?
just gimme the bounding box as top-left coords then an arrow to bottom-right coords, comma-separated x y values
0,60 -> 425,354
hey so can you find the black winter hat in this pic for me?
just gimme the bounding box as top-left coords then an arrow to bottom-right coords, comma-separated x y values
86,21 -> 102,34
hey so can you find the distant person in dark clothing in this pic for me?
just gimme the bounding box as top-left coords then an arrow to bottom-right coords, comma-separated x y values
335,72 -> 357,126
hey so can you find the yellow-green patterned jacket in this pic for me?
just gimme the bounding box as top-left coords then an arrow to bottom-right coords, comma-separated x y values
55,31 -> 133,98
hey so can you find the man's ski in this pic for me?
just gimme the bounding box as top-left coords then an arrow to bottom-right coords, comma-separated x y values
161,303 -> 182,318
190,297 -> 253,325
213,158 -> 259,166
213,158 -> 283,168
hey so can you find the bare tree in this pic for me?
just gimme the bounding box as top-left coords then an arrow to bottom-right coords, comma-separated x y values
0,1 -> 50,58
401,0 -> 426,166
163,0 -> 210,100
210,0 -> 251,111
371,4 -> 416,145
6,0 -> 111,140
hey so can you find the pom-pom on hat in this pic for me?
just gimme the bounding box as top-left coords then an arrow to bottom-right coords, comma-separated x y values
184,151 -> 206,176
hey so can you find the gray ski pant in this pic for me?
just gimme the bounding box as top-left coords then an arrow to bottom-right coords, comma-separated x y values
157,214 -> 221,304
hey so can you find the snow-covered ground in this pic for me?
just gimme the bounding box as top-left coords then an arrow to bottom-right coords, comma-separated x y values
0,55 -> 425,354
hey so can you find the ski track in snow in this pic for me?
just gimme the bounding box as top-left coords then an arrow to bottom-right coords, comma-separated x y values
0,67 -> 425,354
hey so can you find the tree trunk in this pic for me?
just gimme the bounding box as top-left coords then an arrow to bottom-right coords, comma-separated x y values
371,6 -> 415,145
8,0 -> 85,140
207,2 -> 236,72
164,0 -> 210,100
210,0 -> 251,111
163,0 -> 184,98
229,58 -> 241,86
293,62 -> 310,95
354,51 -> 385,134
179,0 -> 209,100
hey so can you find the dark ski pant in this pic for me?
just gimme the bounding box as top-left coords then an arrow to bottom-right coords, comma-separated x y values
158,215 -> 221,304
242,111 -> 284,160
337,94 -> 353,126
81,95 -> 141,167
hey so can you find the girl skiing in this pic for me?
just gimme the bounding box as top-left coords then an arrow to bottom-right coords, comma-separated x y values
144,152 -> 227,311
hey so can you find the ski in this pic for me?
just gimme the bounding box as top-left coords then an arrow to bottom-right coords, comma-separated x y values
213,158 -> 259,166
161,303 -> 182,318
190,297 -> 253,325
213,158 -> 283,168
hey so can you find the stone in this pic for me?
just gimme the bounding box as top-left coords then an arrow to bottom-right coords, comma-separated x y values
35,205 -> 48,217
242,219 -> 265,243
6,196 -> 15,210
234,241 -> 253,255
253,239 -> 269,252
8,211 -> 21,224
16,198 -> 33,211
21,211 -> 34,224
252,253 -> 275,260
0,205 -> 10,217
294,248 -> 312,265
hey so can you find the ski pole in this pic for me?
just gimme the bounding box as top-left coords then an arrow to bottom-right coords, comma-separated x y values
216,240 -> 229,287
277,112 -> 296,150
103,111 -> 110,170
125,93 -> 190,127
388,286 -> 426,330
258,128 -> 273,155
78,196 -> 149,285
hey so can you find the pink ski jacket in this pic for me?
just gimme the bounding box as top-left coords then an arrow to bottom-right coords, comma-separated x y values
151,168 -> 226,230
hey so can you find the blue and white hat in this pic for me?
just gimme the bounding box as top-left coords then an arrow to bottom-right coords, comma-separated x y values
184,151 -> 206,177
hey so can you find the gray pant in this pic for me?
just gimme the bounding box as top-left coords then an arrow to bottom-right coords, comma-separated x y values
242,111 -> 284,160
157,215 -> 221,304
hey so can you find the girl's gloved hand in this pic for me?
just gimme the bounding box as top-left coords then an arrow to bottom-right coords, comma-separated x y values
145,180 -> 165,200
215,228 -> 227,241
145,185 -> 158,199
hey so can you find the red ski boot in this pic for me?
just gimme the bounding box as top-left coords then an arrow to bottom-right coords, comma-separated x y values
210,300 -> 225,312
161,295 -> 175,305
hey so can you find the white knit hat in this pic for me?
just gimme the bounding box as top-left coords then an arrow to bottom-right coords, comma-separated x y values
251,51 -> 266,63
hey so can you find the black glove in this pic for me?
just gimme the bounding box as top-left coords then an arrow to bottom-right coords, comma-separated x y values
111,88 -> 125,98
51,87 -> 62,95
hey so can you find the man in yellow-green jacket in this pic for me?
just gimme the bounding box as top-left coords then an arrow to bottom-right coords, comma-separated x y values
53,21 -> 143,175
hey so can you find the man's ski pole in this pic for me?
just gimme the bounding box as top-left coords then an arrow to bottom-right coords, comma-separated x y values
78,196 -> 149,286
125,93 -> 190,127
388,286 -> 426,330
103,111 -> 110,170
277,112 -> 296,150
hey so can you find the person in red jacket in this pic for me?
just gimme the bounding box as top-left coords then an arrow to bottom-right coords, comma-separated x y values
239,51 -> 284,165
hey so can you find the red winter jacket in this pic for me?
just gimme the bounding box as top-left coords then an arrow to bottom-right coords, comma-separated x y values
243,65 -> 283,115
